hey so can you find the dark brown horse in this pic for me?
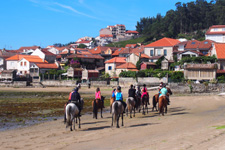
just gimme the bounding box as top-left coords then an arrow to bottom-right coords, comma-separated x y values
92,96 -> 105,119
142,94 -> 149,115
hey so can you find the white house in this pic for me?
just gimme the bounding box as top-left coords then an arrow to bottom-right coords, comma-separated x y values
205,25 -> 225,43
104,57 -> 126,77
31,48 -> 56,63
144,37 -> 180,61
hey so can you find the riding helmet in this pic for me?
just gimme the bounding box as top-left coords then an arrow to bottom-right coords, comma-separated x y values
143,84 -> 146,87
74,87 -> 79,91
117,86 -> 121,91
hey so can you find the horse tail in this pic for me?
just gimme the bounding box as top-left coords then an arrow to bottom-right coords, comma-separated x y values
66,105 -> 71,127
113,102 -> 118,123
153,95 -> 156,107
93,100 -> 97,117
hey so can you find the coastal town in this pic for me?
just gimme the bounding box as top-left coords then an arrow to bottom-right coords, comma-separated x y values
0,24 -> 225,87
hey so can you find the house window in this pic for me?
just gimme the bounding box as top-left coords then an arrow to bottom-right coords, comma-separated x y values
20,62 -> 23,66
164,49 -> 167,56
25,71 -> 27,74
157,49 -> 161,56
24,62 -> 27,66
223,28 -> 225,31
204,41 -> 208,44
108,66 -> 112,70
150,50 -> 154,56
35,68 -> 38,73
20,71 -> 22,74
214,28 -> 218,31
191,42 -> 196,44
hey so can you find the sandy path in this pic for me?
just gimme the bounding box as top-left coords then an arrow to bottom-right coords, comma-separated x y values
1,93 -> 225,149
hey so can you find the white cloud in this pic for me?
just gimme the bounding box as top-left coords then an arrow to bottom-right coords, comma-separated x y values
54,2 -> 98,19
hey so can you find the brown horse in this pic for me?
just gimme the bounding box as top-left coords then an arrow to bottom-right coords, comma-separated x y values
110,97 -> 115,113
152,93 -> 159,112
158,96 -> 167,116
152,87 -> 173,112
92,96 -> 105,119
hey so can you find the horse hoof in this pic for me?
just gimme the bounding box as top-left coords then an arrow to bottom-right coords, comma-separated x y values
117,126 -> 120,128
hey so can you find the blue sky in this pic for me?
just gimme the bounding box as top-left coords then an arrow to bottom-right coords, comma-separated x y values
0,0 -> 203,49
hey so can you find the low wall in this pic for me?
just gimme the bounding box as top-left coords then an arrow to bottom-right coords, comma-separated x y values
119,78 -> 137,87
42,80 -> 77,87
169,83 -> 225,93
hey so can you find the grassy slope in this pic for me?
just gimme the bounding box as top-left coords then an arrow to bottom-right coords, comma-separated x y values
106,36 -> 147,48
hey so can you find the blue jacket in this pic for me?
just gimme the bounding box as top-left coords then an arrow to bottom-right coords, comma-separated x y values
115,92 -> 123,101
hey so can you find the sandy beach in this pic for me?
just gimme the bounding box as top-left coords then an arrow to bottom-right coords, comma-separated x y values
1,87 -> 225,150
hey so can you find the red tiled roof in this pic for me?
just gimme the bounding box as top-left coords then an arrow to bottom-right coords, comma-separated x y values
206,25 -> 225,35
217,69 -> 225,74
41,49 -> 55,56
76,40 -> 91,44
6,55 -> 47,63
134,53 -> 150,59
56,55 -> 61,58
145,37 -> 180,47
19,46 -> 40,51
119,47 -> 133,54
105,57 -> 126,63
125,44 -> 137,48
116,62 -> 137,69
131,46 -> 145,53
198,40 -> 213,50
100,34 -> 113,38
89,46 -> 118,54
185,40 -> 201,50
36,63 -> 58,69
112,48 -> 125,56
126,30 -> 139,34
67,54 -> 104,59
214,43 -> 225,59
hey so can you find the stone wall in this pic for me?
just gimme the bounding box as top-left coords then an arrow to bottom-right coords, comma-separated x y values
42,80 -> 77,87
169,83 -> 225,94
13,81 -> 27,88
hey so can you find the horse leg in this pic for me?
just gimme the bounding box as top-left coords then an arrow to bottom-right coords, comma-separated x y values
101,107 -> 103,118
73,118 -> 75,131
142,104 -> 145,115
110,105 -> 112,114
64,113 -> 66,124
78,117 -> 81,128
146,103 -> 148,114
111,115 -> 113,127
117,114 -> 120,128
133,107 -> 135,117
122,113 -> 124,126
76,117 -> 77,124
130,108 -> 132,118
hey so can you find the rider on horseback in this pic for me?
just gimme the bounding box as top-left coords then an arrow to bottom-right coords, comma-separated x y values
115,86 -> 127,113
95,87 -> 105,108
141,84 -> 150,105
71,87 -> 82,117
159,83 -> 168,103
128,84 -> 136,103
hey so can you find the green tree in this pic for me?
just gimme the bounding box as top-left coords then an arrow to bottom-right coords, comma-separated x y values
77,44 -> 87,48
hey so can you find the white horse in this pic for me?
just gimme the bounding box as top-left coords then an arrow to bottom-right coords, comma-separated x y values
111,101 -> 124,128
65,98 -> 84,131
126,97 -> 136,118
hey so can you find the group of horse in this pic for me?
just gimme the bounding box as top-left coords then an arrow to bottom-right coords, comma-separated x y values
65,87 -> 172,131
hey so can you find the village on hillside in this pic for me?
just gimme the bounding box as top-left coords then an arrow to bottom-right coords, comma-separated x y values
0,24 -> 225,87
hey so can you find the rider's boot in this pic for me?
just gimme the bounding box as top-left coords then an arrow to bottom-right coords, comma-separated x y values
78,110 -> 82,117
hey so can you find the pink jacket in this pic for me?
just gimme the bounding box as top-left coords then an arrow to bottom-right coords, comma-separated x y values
95,91 -> 101,99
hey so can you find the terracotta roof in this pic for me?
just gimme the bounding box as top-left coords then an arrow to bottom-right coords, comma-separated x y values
186,64 -> 217,69
126,30 -> 139,34
19,46 -> 40,51
36,63 -> 58,69
217,69 -> 225,74
116,62 -> 137,69
184,40 -> 201,50
6,55 -> 47,63
119,47 -> 133,54
145,37 -> 180,47
105,57 -> 126,63
89,46 -> 118,54
112,48 -> 125,56
206,25 -> 225,35
56,55 -> 61,58
198,40 -> 213,50
41,49 -> 55,56
131,46 -> 145,53
125,44 -> 137,48
67,54 -> 104,59
100,34 -> 113,38
134,53 -> 150,58
214,43 -> 225,59
76,40 -> 91,44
